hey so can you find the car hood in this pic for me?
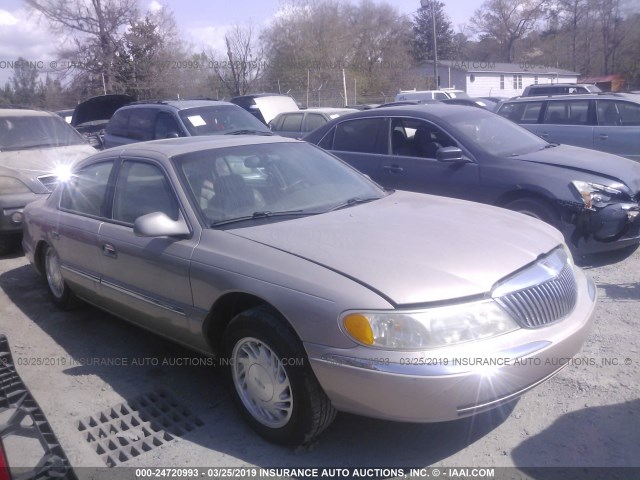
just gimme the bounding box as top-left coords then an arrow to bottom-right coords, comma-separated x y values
0,144 -> 95,180
71,94 -> 134,126
227,191 -> 563,305
517,144 -> 640,192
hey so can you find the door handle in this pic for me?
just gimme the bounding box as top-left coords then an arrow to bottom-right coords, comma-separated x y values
382,165 -> 404,174
599,134 -> 609,140
102,243 -> 117,258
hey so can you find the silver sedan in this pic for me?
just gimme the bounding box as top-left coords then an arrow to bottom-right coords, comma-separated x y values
22,135 -> 597,445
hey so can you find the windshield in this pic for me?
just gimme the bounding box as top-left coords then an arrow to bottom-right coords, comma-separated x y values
178,105 -> 270,136
175,142 -> 384,226
0,115 -> 87,151
443,109 -> 548,156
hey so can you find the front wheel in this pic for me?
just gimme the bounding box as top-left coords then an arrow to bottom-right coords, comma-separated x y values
43,244 -> 78,310
222,306 -> 336,445
505,197 -> 559,228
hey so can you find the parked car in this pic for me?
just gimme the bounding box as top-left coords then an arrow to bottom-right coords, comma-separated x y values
304,105 -> 640,255
23,135 -> 596,445
442,97 -> 498,110
0,335 -> 77,480
55,108 -> 74,123
395,89 -> 470,102
230,93 -> 300,125
0,108 -> 96,254
269,108 -> 357,138
71,94 -> 134,149
495,93 -> 640,161
521,83 -> 601,97
103,99 -> 271,149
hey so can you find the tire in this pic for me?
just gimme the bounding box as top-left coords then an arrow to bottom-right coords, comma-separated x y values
42,244 -> 78,310
505,197 -> 559,227
0,235 -> 20,256
222,306 -> 336,445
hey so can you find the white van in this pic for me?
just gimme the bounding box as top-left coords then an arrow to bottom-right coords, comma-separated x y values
395,89 -> 470,102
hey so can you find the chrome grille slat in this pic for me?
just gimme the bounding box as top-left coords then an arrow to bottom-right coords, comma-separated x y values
495,260 -> 578,329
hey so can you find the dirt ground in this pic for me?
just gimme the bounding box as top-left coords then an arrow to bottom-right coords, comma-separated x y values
0,245 -> 638,478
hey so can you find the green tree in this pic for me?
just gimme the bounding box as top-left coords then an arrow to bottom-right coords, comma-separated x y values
10,57 -> 39,106
412,1 -> 457,62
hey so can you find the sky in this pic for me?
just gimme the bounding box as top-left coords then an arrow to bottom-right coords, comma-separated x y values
0,0 -> 484,85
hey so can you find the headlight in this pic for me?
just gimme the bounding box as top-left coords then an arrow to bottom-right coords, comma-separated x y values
342,300 -> 519,350
0,176 -> 32,194
571,180 -> 623,208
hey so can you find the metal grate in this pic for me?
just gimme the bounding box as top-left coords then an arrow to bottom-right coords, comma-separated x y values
495,262 -> 578,328
0,335 -> 78,480
77,390 -> 204,467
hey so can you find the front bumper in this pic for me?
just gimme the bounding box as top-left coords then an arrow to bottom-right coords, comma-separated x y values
0,192 -> 45,235
306,270 -> 596,423
560,200 -> 640,255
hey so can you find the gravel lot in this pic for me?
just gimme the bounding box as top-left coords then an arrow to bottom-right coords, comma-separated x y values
1,246 -> 638,478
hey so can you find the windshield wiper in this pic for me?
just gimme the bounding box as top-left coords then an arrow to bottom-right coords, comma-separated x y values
211,209 -> 307,227
224,129 -> 273,136
328,197 -> 380,212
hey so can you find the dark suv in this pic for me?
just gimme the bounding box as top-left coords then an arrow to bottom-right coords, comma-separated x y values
103,100 -> 270,148
521,83 -> 601,97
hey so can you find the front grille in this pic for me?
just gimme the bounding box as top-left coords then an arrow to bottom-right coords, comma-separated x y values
494,253 -> 578,329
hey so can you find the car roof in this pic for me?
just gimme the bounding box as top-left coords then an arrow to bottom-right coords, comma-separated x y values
0,108 -> 55,117
123,99 -> 235,110
338,104 -> 474,118
89,134 -> 301,160
503,93 -> 640,103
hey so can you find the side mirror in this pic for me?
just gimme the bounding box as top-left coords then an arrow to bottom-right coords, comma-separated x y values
436,146 -> 469,163
134,212 -> 190,238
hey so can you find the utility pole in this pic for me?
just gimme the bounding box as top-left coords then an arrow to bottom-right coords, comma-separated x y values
421,0 -> 438,89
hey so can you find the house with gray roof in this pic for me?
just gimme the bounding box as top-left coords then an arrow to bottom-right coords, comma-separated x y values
416,60 -> 580,97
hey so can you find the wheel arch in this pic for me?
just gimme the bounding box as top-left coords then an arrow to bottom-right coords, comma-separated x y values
33,240 -> 49,276
203,292 -> 296,356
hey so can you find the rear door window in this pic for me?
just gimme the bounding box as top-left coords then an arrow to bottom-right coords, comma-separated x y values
281,113 -> 304,132
498,102 -> 543,124
127,109 -> 157,141
543,100 -> 590,125
60,161 -> 114,217
333,118 -> 386,153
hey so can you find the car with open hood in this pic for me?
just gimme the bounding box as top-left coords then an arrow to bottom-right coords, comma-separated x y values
304,104 -> 640,255
22,135 -> 596,445
71,94 -> 134,149
0,108 -> 96,255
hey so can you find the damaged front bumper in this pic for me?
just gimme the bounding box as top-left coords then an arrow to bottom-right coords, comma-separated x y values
559,198 -> 640,254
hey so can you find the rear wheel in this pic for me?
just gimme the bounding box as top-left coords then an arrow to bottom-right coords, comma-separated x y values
43,244 -> 78,309
222,306 -> 336,445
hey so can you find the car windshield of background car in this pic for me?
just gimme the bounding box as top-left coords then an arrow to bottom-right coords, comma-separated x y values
0,116 -> 86,151
178,105 -> 269,136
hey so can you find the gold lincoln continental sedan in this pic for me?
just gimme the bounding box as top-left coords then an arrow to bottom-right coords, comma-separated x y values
23,135 -> 596,445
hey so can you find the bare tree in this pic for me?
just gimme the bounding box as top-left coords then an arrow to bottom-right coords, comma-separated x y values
211,23 -> 265,97
470,0 -> 549,62
25,0 -> 138,92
